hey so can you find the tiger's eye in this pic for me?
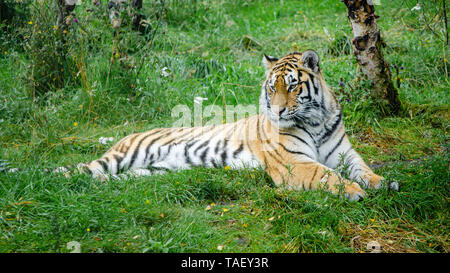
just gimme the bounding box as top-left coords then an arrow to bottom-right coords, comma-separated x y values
288,84 -> 297,92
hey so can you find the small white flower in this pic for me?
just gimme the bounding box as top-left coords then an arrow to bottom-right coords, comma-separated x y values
99,137 -> 114,145
161,67 -> 170,77
411,3 -> 420,11
317,230 -> 329,236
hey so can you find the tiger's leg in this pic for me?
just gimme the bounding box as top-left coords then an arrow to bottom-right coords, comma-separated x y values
51,162 -> 110,180
267,161 -> 366,201
75,158 -> 168,181
321,133 -> 398,191
76,161 -> 110,181
334,148 -> 398,191
73,150 -> 127,181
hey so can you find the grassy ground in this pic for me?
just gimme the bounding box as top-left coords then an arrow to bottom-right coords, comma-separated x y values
0,0 -> 448,253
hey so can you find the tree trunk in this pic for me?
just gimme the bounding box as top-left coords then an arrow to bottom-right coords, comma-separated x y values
343,0 -> 401,115
131,0 -> 143,31
107,0 -> 144,31
55,0 -> 76,63
56,0 -> 76,32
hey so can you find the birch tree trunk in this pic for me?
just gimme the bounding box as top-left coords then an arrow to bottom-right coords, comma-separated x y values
343,0 -> 401,115
107,0 -> 144,31
56,0 -> 76,32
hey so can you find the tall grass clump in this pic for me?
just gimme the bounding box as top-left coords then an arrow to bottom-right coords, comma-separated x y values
24,1 -> 75,99
0,0 -> 32,53
19,0 -> 166,101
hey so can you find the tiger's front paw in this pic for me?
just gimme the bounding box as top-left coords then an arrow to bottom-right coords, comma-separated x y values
369,174 -> 399,191
344,182 -> 366,202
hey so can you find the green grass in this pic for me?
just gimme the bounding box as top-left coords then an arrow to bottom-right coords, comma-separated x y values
0,0 -> 448,253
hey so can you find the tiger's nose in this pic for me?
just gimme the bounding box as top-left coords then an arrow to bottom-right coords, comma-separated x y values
278,107 -> 286,115
273,107 -> 286,116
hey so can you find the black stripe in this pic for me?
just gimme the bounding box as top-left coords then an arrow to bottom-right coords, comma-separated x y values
184,140 -> 199,166
300,80 -> 312,101
158,128 -> 183,146
285,62 -> 296,70
320,111 -> 342,143
142,132 -> 170,166
279,132 -> 313,149
351,168 -> 363,175
214,140 -> 221,154
148,166 -> 169,172
344,152 -> 355,165
310,74 -> 319,95
113,154 -> 123,173
232,143 -> 244,158
348,162 -> 357,175
156,146 -> 162,159
211,159 -> 218,168
120,133 -> 140,155
167,144 -> 174,154
97,160 -> 108,171
148,154 -> 154,164
265,150 -> 284,165
221,140 -> 228,166
200,147 -> 209,165
325,134 -> 345,163
84,167 -> 92,175
295,124 -> 315,143
279,143 -> 312,159
130,134 -> 161,170
194,140 -> 210,155
129,131 -> 165,167
304,79 -> 310,92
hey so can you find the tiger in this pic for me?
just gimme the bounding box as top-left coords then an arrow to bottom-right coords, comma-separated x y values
60,50 -> 398,201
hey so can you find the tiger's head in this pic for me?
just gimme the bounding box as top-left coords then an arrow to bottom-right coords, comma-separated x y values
259,50 -> 339,128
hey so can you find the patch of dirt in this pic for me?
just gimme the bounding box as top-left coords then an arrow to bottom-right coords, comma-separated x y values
355,127 -> 398,151
339,221 -> 429,253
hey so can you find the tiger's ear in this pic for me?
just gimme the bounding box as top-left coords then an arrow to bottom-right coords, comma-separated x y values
262,54 -> 278,70
302,50 -> 320,72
